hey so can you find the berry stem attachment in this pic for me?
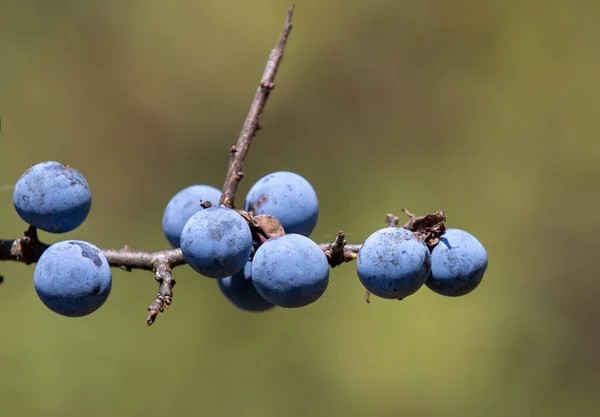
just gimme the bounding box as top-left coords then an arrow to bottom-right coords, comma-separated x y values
219,5 -> 295,209
6,226 -> 48,264
385,213 -> 400,227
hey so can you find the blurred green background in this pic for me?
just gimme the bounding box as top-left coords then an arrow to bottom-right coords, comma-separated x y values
1,0 -> 599,416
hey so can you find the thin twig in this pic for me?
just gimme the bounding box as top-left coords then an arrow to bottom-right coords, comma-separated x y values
0,229 -> 186,270
2,233 -> 360,266
104,248 -> 186,270
219,5 -> 295,208
146,261 -> 176,326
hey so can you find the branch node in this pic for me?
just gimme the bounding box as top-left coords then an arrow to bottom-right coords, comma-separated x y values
325,231 -> 348,267
9,226 -> 48,264
260,81 -> 275,91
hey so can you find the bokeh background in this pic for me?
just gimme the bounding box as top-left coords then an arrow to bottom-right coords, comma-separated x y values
1,1 -> 599,416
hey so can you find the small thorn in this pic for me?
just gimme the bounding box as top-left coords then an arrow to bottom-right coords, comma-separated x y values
402,208 -> 415,218
260,81 -> 275,90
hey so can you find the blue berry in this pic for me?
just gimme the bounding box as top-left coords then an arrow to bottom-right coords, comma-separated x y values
244,171 -> 318,236
181,207 -> 252,279
427,228 -> 488,297
251,234 -> 329,308
162,184 -> 222,248
13,161 -> 91,233
356,228 -> 431,299
34,240 -> 112,317
218,262 -> 274,312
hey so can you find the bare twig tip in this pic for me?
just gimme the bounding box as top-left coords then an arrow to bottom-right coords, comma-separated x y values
218,7 -> 294,208
402,208 -> 415,218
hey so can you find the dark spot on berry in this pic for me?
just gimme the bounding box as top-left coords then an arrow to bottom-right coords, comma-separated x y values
69,242 -> 102,267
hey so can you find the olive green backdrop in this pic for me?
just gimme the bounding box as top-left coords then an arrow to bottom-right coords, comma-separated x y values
1,1 -> 599,416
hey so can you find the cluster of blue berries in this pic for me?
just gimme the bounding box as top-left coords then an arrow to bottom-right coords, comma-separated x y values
163,171 -> 487,311
357,227 -> 487,300
12,161 -> 111,317
12,161 -> 488,318
163,171 -> 326,312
